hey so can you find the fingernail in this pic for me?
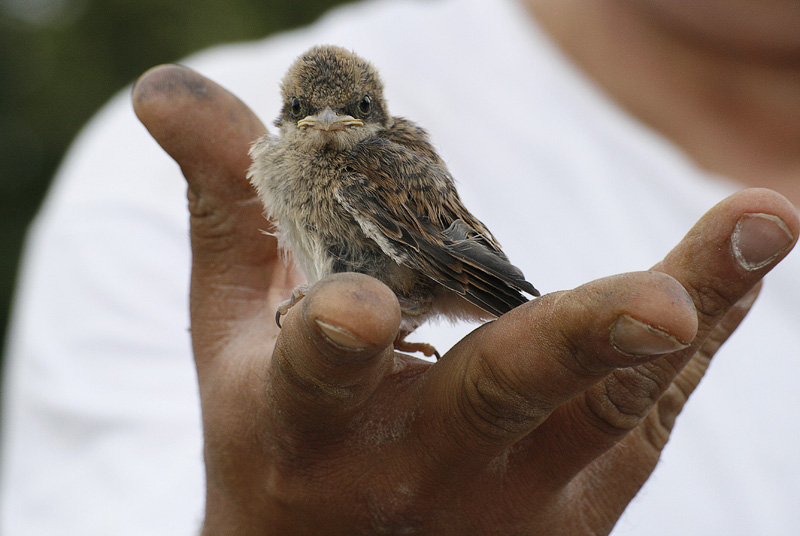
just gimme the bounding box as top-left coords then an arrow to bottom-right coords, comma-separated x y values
732,213 -> 794,271
610,315 -> 690,357
314,319 -> 368,351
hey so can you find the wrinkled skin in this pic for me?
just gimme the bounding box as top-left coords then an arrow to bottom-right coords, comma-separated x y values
133,65 -> 797,535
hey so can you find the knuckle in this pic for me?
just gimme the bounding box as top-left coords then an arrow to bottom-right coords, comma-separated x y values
189,214 -> 239,257
647,383 -> 688,449
689,280 -> 738,322
457,357 -> 544,445
584,365 -> 670,433
632,380 -> 691,454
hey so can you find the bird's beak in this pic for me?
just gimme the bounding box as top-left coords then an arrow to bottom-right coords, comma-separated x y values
297,106 -> 363,131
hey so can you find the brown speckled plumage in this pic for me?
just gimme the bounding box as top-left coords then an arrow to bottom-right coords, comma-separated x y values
248,45 -> 538,356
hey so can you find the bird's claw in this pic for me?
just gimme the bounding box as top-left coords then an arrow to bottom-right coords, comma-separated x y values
275,285 -> 310,328
394,333 -> 441,360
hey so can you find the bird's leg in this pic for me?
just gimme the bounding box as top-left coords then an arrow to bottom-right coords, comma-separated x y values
393,294 -> 439,359
394,330 -> 441,361
275,285 -> 310,328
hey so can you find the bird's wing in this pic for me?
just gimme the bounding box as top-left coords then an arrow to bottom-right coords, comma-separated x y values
337,136 -> 538,317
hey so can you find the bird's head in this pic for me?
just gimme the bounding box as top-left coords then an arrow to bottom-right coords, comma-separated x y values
277,45 -> 389,149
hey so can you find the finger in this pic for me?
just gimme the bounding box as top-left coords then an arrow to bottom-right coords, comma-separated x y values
668,281 -> 761,409
132,65 -> 299,369
656,188 -> 797,346
519,189 -> 796,488
266,273 -> 407,442
413,270 -> 698,477
414,189 -> 797,483
568,283 -> 762,531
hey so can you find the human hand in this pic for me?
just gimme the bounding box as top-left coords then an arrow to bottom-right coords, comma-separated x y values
133,65 -> 798,535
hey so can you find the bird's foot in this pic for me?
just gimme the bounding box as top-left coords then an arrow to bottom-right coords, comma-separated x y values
394,332 -> 441,360
275,285 -> 310,328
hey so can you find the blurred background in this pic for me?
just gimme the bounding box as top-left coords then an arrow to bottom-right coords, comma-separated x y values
0,0 -> 352,378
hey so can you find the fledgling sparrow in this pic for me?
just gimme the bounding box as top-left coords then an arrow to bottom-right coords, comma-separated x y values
248,45 -> 538,358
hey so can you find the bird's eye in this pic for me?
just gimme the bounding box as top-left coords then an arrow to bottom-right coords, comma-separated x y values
290,97 -> 302,117
358,95 -> 371,116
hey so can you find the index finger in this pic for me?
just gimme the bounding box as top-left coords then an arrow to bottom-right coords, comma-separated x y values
132,65 -> 299,372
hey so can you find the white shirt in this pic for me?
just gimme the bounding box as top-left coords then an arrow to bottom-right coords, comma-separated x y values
2,0 -> 798,534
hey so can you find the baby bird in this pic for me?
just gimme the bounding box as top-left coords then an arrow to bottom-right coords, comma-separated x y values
248,45 -> 539,358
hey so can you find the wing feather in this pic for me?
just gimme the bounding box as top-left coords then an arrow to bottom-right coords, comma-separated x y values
337,124 -> 539,316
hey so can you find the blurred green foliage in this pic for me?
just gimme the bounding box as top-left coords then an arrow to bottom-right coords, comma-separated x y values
0,0 -> 351,361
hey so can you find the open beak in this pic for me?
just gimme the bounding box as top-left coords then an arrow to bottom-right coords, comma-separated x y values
297,106 -> 363,131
